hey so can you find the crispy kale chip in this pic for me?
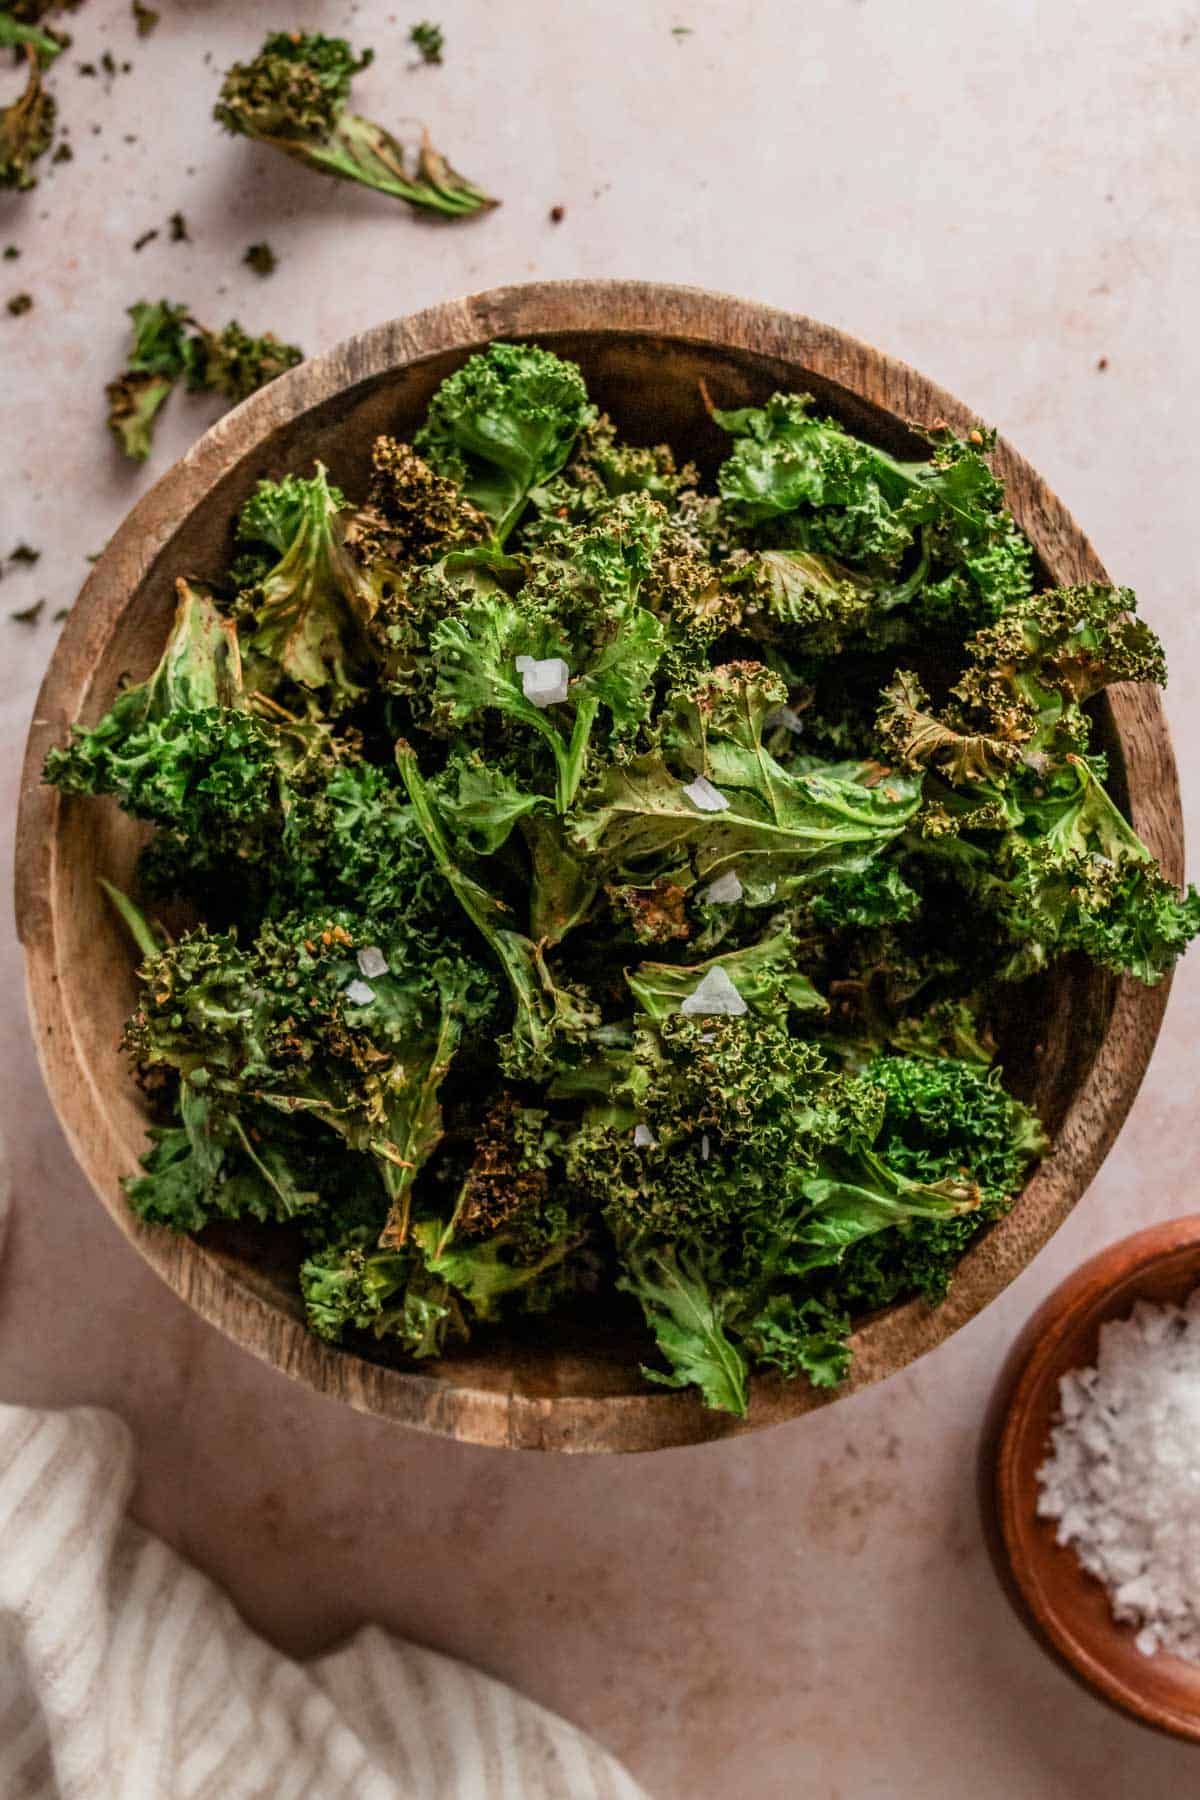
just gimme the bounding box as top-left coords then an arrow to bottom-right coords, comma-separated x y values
572,661 -> 921,897
124,897 -> 498,1249
882,586 -> 1200,981
182,318 -> 304,404
215,31 -> 495,218
713,394 -> 1033,634
564,1015 -> 999,1413
233,465 -> 373,705
415,341 -> 595,544
105,300 -> 190,461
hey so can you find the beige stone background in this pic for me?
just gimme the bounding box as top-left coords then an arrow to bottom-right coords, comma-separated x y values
3,1 -> 1200,1794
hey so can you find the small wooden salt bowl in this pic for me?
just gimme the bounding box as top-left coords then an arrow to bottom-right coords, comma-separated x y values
987,1217 -> 1200,1740
14,281 -> 1185,1451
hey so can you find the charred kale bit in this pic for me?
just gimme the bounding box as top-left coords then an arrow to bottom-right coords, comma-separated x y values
243,240 -> 277,277
45,341 -> 1198,1415
7,290 -> 33,313
408,21 -> 444,64
215,31 -> 495,218
105,297 -> 304,461
0,49 -> 55,190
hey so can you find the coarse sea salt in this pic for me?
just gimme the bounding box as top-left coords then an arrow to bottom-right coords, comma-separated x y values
765,705 -> 805,736
343,979 -> 375,1006
357,945 -> 389,979
1036,1289 -> 1200,1662
703,869 -> 743,905
681,775 -> 729,814
679,966 -> 747,1017
633,1123 -> 657,1148
515,654 -> 570,707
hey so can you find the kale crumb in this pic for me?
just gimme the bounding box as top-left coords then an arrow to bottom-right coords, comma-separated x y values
132,228 -> 158,251
7,293 -> 33,316
243,241 -> 277,277
670,24 -> 693,36
1097,356 -> 1109,371
4,246 -> 20,261
77,61 -> 96,76
549,204 -> 565,224
52,607 -> 69,622
169,210 -> 189,242
10,599 -> 44,625
10,544 -> 40,565
52,142 -> 73,163
101,50 -> 116,76
132,1 -> 160,35
409,20 -> 444,64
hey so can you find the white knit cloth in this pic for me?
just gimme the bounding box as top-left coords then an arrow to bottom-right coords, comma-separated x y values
0,1199 -> 645,1799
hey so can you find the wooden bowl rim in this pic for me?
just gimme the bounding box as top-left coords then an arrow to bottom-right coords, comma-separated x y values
994,1217 -> 1200,1741
13,280 -> 1182,1452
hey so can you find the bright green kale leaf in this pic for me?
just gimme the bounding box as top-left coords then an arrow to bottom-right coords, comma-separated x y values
571,662 -> 921,894
617,1242 -> 749,1417
415,342 -> 595,543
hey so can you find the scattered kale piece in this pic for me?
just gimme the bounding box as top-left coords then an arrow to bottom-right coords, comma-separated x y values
132,1 -> 159,35
105,297 -> 305,461
132,228 -> 158,251
46,341 -> 1197,1416
0,50 -> 55,190
169,209 -> 188,241
243,240 -> 277,277
3,244 -> 20,258
10,542 -> 39,563
105,298 -> 188,460
7,290 -> 33,313
215,31 -> 495,218
408,21 -> 444,64
10,597 -> 43,622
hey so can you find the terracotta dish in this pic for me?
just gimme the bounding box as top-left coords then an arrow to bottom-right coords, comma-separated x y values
987,1217 -> 1200,1741
14,281 -> 1184,1451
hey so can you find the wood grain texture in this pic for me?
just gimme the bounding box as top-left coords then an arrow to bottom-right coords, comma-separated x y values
13,281 -> 1184,1452
987,1218 -> 1200,1742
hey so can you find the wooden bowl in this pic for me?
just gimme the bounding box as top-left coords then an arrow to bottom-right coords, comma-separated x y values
987,1218 -> 1200,1740
14,281 -> 1184,1452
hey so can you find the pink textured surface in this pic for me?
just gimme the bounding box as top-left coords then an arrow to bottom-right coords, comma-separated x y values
2,3 -> 1198,1794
